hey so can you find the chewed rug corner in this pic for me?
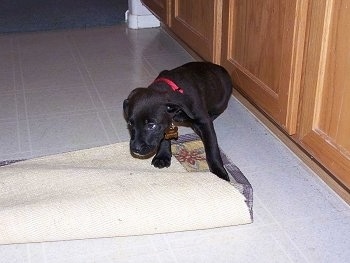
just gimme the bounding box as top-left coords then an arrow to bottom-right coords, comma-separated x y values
172,133 -> 253,220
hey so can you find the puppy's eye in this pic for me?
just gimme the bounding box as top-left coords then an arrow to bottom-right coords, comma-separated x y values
127,121 -> 133,127
145,123 -> 157,130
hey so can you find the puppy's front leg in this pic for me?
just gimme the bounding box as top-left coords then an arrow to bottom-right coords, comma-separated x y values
152,139 -> 172,168
192,120 -> 230,181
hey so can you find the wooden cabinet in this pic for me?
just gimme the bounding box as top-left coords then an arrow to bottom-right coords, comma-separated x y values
169,0 -> 223,62
297,0 -> 350,189
142,0 -> 169,23
141,0 -> 350,193
142,0 -> 221,62
221,0 -> 308,134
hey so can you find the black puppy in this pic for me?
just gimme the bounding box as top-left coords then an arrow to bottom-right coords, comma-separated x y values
123,62 -> 232,181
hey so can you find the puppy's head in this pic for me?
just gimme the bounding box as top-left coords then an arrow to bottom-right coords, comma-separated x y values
123,88 -> 174,158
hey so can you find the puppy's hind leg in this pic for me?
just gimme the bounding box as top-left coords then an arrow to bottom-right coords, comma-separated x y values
192,119 -> 230,181
152,139 -> 172,168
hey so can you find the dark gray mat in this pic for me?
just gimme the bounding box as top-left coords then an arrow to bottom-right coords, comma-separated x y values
0,0 -> 128,34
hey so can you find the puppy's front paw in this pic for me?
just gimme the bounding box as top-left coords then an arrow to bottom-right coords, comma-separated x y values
152,154 -> 171,168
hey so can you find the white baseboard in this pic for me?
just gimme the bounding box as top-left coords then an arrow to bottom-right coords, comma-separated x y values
126,10 -> 160,29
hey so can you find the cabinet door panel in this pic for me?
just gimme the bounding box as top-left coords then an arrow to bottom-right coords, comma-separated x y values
221,0 -> 307,133
298,0 -> 350,189
170,0 -> 222,62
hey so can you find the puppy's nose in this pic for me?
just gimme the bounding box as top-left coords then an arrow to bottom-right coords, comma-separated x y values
132,145 -> 143,154
131,142 -> 146,155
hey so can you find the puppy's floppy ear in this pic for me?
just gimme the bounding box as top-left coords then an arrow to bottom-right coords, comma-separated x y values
123,99 -> 129,118
166,102 -> 195,119
123,87 -> 147,118
166,103 -> 179,114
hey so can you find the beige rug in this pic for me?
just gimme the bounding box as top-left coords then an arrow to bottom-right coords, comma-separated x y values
0,135 -> 253,245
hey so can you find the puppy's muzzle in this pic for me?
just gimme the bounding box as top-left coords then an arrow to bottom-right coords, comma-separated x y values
130,143 -> 157,159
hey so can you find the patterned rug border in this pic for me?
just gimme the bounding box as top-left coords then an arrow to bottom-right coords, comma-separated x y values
0,160 -> 24,167
172,133 -> 253,220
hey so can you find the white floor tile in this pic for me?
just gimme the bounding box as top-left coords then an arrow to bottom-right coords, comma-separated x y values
0,70 -> 15,93
167,226 -> 304,263
25,87 -> 94,117
0,94 -> 17,121
86,59 -> 153,83
0,244 -> 28,263
248,165 -> 346,222
0,24 -> 349,263
282,213 -> 350,263
21,64 -> 85,90
144,52 -> 195,73
108,109 -> 130,142
28,113 -> 110,156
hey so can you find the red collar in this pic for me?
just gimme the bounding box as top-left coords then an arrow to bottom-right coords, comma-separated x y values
153,77 -> 184,94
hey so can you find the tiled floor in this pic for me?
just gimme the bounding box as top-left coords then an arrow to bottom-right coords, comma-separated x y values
0,25 -> 349,263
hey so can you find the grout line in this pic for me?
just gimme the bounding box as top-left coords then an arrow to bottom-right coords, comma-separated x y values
26,244 -> 32,263
98,111 -> 121,143
66,33 -> 118,145
256,194 -> 311,263
67,33 -> 118,144
14,36 -> 33,159
11,36 -> 23,154
270,233 -> 300,263
22,108 -> 103,121
149,236 -> 165,263
41,243 -> 48,263
164,237 -> 180,263
72,35 -> 138,143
